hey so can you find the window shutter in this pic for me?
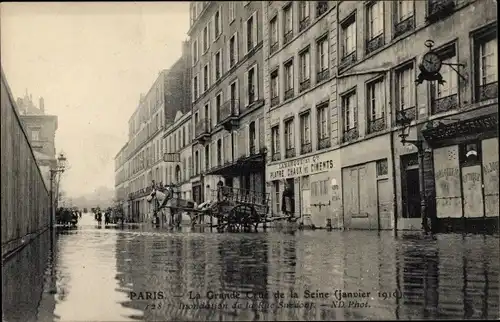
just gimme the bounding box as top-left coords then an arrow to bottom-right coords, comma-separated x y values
233,131 -> 238,161
252,12 -> 258,45
211,141 -> 216,168
200,147 -> 205,172
254,66 -> 259,100
223,134 -> 229,163
212,54 -> 216,84
243,19 -> 248,54
258,117 -> 265,152
226,37 -> 231,70
244,70 -> 249,106
244,124 -> 250,157
235,33 -> 239,64
188,156 -> 192,178
211,15 -> 215,42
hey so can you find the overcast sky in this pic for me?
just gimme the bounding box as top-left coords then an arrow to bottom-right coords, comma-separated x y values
1,2 -> 190,197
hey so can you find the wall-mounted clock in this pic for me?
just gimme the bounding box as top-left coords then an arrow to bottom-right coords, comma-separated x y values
420,52 -> 442,74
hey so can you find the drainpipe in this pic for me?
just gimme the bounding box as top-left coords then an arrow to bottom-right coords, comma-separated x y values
388,74 -> 398,235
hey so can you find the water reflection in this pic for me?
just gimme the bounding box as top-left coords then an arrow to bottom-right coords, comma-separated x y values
2,219 -> 499,321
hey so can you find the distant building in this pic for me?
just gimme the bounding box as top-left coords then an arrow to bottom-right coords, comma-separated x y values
16,90 -> 58,190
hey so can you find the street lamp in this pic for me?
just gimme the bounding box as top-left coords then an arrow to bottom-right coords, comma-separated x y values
50,152 -> 67,231
397,110 -> 431,234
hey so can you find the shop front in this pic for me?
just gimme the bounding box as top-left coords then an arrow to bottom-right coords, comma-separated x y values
266,150 -> 341,228
422,110 -> 498,233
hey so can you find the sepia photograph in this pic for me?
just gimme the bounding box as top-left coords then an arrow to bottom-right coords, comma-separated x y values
1,1 -> 498,321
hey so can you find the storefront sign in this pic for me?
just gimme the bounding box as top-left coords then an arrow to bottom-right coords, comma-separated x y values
268,154 -> 336,180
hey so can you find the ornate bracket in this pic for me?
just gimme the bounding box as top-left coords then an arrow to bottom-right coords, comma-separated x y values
311,200 -> 331,211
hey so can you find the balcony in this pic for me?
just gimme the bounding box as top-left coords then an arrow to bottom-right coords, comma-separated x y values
431,93 -> 458,115
316,1 -> 328,17
272,151 -> 281,161
317,69 -> 329,83
285,147 -> 296,158
299,79 -> 311,92
342,128 -> 358,143
194,118 -> 211,144
300,142 -> 312,155
478,82 -> 498,102
270,42 -> 279,55
426,0 -> 455,23
271,95 -> 280,108
318,137 -> 331,150
284,88 -> 294,100
367,117 -> 386,134
299,17 -> 310,32
340,51 -> 357,70
394,16 -> 415,39
396,107 -> 417,124
219,99 -> 240,131
284,30 -> 293,45
366,33 -> 385,55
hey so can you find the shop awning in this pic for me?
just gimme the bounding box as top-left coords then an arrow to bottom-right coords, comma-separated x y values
206,153 -> 265,176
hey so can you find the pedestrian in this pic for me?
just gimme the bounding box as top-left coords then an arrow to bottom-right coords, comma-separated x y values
281,181 -> 295,220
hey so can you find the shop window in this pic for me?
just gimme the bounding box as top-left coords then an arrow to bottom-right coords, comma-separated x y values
459,141 -> 482,167
376,159 -> 388,176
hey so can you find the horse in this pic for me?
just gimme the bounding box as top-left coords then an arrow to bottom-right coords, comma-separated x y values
146,187 -> 197,228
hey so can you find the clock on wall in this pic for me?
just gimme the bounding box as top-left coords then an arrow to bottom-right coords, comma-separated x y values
420,52 -> 442,74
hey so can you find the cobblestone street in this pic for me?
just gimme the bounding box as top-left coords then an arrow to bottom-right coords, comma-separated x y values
2,213 -> 499,321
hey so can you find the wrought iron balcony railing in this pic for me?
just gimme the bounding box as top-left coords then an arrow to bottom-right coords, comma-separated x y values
300,142 -> 312,155
284,30 -> 293,44
272,151 -> 281,161
427,0 -> 456,22
299,79 -> 311,92
271,95 -> 280,107
394,16 -> 415,38
285,147 -> 296,158
194,118 -> 211,138
316,1 -> 328,17
340,51 -> 356,70
342,128 -> 358,143
270,41 -> 279,55
284,88 -> 294,100
317,137 -> 331,150
219,99 -> 240,123
317,69 -> 329,83
431,93 -> 458,115
367,116 -> 386,134
396,107 -> 417,124
299,17 -> 310,32
366,33 -> 385,55
478,82 -> 498,102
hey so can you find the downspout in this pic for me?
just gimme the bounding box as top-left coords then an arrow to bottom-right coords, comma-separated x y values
389,69 -> 398,235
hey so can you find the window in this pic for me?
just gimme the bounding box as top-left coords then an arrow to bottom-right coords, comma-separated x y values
195,151 -> 200,175
245,65 -> 258,105
366,78 -> 386,133
317,36 -> 329,82
270,16 -> 278,53
229,2 -> 235,22
395,62 -> 416,120
376,159 -> 388,176
205,145 -> 210,170
317,103 -> 330,149
203,64 -> 209,92
214,10 -> 221,37
194,112 -> 199,126
284,119 -> 295,155
367,1 -> 384,39
271,126 -> 280,160
299,47 -> 310,86
192,40 -> 198,65
215,50 -> 222,80
270,69 -> 279,106
431,45 -> 458,114
341,91 -> 358,142
283,4 -> 293,43
246,14 -> 257,53
203,25 -> 209,52
31,129 -> 40,141
249,122 -> 256,154
284,59 -> 294,99
474,26 -> 498,102
300,112 -> 311,154
193,75 -> 199,100
229,33 -> 238,68
299,1 -> 310,31
316,1 -> 328,17
341,16 -> 356,58
217,139 -> 222,165
396,0 -> 414,22
273,181 -> 280,214
459,141 -> 482,167
204,103 -> 210,121
216,93 -> 222,123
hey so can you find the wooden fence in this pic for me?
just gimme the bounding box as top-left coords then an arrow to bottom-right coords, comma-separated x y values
1,68 -> 51,258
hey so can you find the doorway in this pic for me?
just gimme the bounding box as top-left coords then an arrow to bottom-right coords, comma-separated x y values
224,177 -> 233,187
404,167 -> 421,218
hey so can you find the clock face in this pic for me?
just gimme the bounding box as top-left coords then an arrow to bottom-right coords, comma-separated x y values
421,52 -> 442,74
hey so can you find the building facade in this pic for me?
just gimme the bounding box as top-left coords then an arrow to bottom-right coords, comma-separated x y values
264,0 -> 498,231
163,110 -> 193,201
264,1 -> 340,228
16,91 -> 58,191
188,1 -> 267,206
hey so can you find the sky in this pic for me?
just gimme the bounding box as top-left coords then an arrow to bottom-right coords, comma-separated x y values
1,2 -> 190,197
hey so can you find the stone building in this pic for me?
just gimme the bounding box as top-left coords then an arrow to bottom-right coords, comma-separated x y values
16,90 -> 58,191
188,1 -> 267,205
263,1 -> 339,228
264,0 -> 498,231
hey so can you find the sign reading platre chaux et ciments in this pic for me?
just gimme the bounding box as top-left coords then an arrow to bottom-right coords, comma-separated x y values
163,153 -> 180,163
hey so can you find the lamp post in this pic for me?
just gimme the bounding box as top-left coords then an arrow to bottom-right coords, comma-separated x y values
397,111 -> 431,234
50,152 -> 67,231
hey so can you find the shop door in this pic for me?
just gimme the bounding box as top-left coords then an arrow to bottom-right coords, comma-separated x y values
434,146 -> 462,218
461,164 -> 484,218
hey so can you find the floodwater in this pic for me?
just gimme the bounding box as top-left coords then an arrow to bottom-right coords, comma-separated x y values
2,214 -> 499,321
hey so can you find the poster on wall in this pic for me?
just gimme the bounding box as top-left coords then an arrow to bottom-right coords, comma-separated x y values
482,138 -> 499,217
434,145 -> 463,218
302,189 -> 311,216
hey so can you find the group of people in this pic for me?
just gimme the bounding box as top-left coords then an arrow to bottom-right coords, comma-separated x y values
92,207 -> 124,226
56,207 -> 81,227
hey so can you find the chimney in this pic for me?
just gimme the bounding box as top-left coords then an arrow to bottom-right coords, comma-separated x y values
39,97 -> 45,114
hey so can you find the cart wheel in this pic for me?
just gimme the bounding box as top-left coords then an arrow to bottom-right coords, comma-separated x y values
228,204 -> 258,232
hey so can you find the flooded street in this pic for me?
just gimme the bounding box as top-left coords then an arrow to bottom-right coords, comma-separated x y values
2,213 -> 499,321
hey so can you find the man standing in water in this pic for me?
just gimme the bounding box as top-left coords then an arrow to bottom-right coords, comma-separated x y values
281,180 -> 295,221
